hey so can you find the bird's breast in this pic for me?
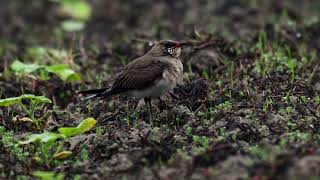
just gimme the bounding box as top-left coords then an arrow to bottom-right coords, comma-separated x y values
170,59 -> 183,83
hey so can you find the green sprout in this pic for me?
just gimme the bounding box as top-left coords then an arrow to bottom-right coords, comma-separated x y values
315,96 -> 320,105
0,126 -> 28,161
20,117 -> 97,144
262,96 -> 274,113
19,118 -> 96,164
25,47 -> 69,64
50,0 -> 92,32
216,101 -> 232,111
11,60 -> 81,83
254,35 -> 300,79
33,171 -> 65,180
0,94 -> 52,129
192,135 -> 209,155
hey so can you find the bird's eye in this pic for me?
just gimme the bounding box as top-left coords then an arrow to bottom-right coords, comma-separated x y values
167,48 -> 173,54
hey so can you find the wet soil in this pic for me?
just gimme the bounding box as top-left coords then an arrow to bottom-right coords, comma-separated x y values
0,0 -> 319,179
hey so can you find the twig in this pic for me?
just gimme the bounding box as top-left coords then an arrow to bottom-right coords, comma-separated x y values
194,103 -> 205,115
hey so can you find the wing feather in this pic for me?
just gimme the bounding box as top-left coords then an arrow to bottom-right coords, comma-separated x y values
109,60 -> 168,95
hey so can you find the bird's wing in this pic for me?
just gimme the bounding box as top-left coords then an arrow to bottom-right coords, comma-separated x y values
109,60 -> 169,94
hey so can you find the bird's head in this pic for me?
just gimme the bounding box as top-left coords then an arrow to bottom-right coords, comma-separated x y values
149,40 -> 184,58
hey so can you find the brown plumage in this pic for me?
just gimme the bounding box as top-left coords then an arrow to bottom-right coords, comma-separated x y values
79,40 -> 184,123
109,59 -> 170,95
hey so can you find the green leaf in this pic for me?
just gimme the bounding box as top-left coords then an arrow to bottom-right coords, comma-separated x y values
20,94 -> 52,104
45,64 -> 81,82
10,54 -> 79,82
26,47 -> 47,62
0,126 -> 5,134
0,96 -> 22,107
61,20 -> 85,32
62,0 -> 92,20
26,47 -> 68,64
33,171 -> 65,180
58,117 -> 97,138
0,94 -> 52,107
47,48 -> 68,61
11,60 -> 40,74
19,131 -> 63,145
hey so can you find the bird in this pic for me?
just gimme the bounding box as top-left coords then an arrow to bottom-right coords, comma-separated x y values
78,40 -> 184,124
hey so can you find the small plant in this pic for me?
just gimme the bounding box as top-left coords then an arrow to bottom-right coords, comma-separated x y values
187,62 -> 193,74
215,80 -> 222,89
287,131 -> 312,143
192,135 -> 209,155
254,40 -> 300,79
20,117 -> 96,144
50,0 -> 92,32
202,69 -> 210,79
287,119 -> 298,131
279,106 -> 294,116
185,127 -> 192,135
16,175 -> 30,180
25,47 -> 69,64
11,60 -> 81,83
249,145 -> 270,161
298,95 -> 311,105
0,94 -> 52,129
262,96 -> 274,113
0,126 -> 28,161
217,127 -> 228,140
256,31 -> 267,53
225,91 -> 233,99
75,145 -> 89,165
198,107 -> 215,120
19,118 -> 96,164
287,58 -> 297,81
285,106 -> 294,114
123,107 -> 132,126
279,131 -> 312,147
216,101 -> 232,111
95,126 -> 105,141
315,96 -> 320,105
33,171 -> 65,180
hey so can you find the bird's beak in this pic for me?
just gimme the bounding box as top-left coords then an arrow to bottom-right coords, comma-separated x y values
173,42 -> 185,48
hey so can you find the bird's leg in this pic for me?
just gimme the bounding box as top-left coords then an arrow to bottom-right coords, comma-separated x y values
129,99 -> 140,125
144,97 -> 154,125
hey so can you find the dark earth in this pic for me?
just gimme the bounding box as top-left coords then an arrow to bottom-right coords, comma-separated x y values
0,0 -> 320,179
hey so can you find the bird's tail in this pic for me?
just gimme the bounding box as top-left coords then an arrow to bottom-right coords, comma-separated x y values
77,87 -> 111,100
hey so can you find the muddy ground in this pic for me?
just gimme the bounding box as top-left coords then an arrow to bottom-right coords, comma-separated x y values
0,0 -> 320,179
